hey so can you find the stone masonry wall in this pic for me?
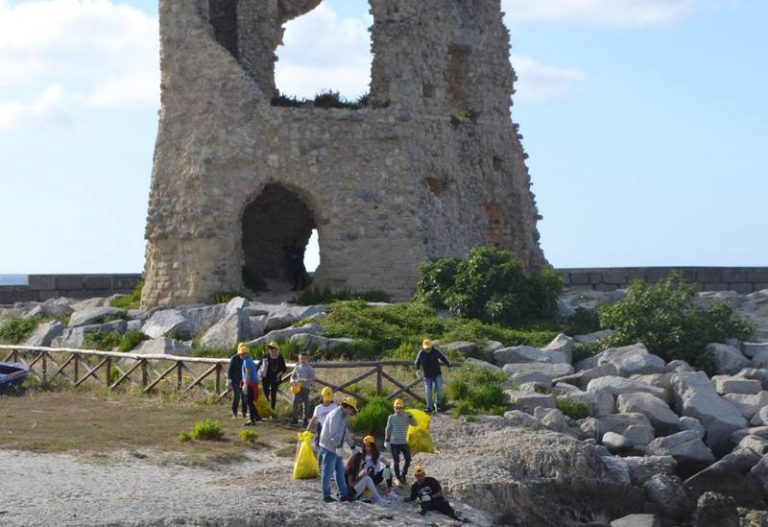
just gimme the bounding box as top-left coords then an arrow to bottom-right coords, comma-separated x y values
141,0 -> 547,308
0,274 -> 142,305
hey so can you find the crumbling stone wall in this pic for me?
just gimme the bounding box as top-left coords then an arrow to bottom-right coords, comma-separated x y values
142,0 -> 547,308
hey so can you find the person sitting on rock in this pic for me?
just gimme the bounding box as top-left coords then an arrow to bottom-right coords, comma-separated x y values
362,435 -> 393,491
405,465 -> 467,522
345,452 -> 389,505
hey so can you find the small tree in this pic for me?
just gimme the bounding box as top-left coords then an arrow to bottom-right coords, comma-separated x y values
414,246 -> 563,326
598,273 -> 755,373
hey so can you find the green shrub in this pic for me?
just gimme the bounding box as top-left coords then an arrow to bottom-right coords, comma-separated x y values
119,330 -> 148,352
469,384 -> 506,410
556,398 -> 590,420
349,396 -> 391,436
560,308 -> 602,336
83,331 -> 123,351
178,431 -> 192,442
0,316 -> 44,344
453,400 -> 477,417
212,291 -> 239,304
164,329 -> 186,341
94,310 -> 129,324
598,273 -> 755,373
447,379 -> 470,401
239,429 -> 259,443
188,419 -> 224,440
294,287 -> 392,306
110,280 -> 143,310
414,247 -> 563,326
448,364 -> 507,416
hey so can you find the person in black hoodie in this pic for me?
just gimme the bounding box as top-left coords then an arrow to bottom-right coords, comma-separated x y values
259,340 -> 287,410
228,343 -> 247,418
414,338 -> 451,413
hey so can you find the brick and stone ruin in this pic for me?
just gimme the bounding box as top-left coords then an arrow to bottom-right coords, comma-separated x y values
141,0 -> 547,308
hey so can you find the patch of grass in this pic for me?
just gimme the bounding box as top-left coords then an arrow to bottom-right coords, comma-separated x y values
109,280 -> 143,310
178,431 -> 192,442
0,316 -> 45,344
239,429 -> 259,443
212,291 -> 240,304
349,396 -> 391,437
556,398 -> 590,420
271,90 -> 370,110
118,329 -> 148,352
293,287 -> 391,305
572,341 -> 605,364
448,364 -> 507,417
164,329 -> 186,341
187,419 -> 225,441
274,445 -> 295,458
94,310 -> 129,324
83,331 -> 123,351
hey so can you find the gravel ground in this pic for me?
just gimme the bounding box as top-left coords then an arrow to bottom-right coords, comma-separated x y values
0,446 -> 491,526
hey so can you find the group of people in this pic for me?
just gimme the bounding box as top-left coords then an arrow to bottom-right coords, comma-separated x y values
226,338 -> 466,521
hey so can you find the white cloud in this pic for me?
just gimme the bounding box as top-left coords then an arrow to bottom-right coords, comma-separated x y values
275,3 -> 372,98
503,0 -> 699,26
511,55 -> 588,101
0,0 -> 159,129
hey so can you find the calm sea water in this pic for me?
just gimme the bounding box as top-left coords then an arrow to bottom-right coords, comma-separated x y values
0,275 -> 27,286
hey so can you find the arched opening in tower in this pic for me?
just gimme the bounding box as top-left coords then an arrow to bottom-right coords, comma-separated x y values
274,0 -> 372,102
241,184 -> 317,291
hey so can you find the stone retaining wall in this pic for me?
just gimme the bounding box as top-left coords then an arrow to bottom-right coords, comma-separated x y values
0,274 -> 142,305
558,267 -> 768,293
2,268 -> 766,305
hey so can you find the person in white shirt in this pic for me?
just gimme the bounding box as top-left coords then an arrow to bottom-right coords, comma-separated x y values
306,386 -> 338,466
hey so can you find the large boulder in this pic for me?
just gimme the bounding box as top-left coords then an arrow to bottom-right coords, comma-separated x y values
597,343 -> 666,376
464,357 -> 504,375
671,371 -> 747,455
289,334 -> 354,352
623,456 -> 677,486
735,368 -> 768,390
504,391 -> 556,413
23,320 -> 64,347
132,338 -> 193,357
684,448 -> 764,507
423,418 -> 645,526
742,342 -> 768,359
596,413 -> 653,436
494,345 -> 568,365
721,391 -> 768,420
502,363 -> 574,383
541,333 -> 573,363
23,298 -> 74,320
69,307 -> 125,328
198,312 -> 251,351
587,376 -> 667,402
52,320 -> 127,349
694,491 -> 739,527
247,323 -> 322,348
554,363 -> 619,390
642,474 -> 690,523
707,343 -> 749,375
616,392 -> 680,436
142,309 -> 195,340
712,375 -> 761,395
610,514 -> 660,527
646,430 -> 716,478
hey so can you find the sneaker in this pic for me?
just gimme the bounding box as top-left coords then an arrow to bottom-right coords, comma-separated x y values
323,496 -> 336,503
244,420 -> 256,426
393,478 -> 404,488
290,418 -> 298,425
340,495 -> 354,502
435,405 -> 442,413
425,407 -> 434,413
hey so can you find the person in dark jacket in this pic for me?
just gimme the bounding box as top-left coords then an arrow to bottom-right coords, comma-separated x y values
259,340 -> 287,410
414,338 -> 451,413
405,465 -> 467,522
228,344 -> 246,419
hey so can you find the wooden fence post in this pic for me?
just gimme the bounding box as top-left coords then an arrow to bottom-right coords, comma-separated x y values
376,364 -> 383,396
73,354 -> 80,384
41,351 -> 47,383
215,363 -> 221,394
105,357 -> 112,388
141,359 -> 148,389
177,361 -> 183,390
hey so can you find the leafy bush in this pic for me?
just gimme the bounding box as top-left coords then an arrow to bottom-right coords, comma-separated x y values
109,280 -> 144,310
178,431 -> 192,442
448,364 -> 507,416
560,308 -> 602,336
349,396 -> 391,436
598,273 -> 755,373
239,429 -> 259,443
447,379 -> 470,401
470,384 -> 506,410
83,331 -> 123,351
119,330 -> 148,352
414,246 -> 563,326
0,316 -> 44,344
94,310 -> 129,324
556,398 -> 590,420
188,419 -> 224,441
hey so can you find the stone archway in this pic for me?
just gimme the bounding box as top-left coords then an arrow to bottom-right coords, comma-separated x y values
241,184 -> 316,289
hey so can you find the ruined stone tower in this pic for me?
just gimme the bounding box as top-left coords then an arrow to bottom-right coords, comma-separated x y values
141,0 -> 547,308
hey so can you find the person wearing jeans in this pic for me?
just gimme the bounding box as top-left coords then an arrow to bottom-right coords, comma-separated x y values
227,345 -> 246,418
318,396 -> 359,502
259,340 -> 287,410
414,338 -> 451,412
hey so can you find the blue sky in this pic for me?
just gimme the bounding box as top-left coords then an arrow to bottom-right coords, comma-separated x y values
1,0 -> 765,275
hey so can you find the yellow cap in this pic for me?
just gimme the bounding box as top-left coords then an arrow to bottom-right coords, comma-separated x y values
342,395 -> 359,412
393,399 -> 405,409
422,338 -> 432,349
290,382 -> 303,394
413,465 -> 425,476
321,386 -> 333,402
268,340 -> 279,349
363,435 -> 375,445
237,342 -> 249,355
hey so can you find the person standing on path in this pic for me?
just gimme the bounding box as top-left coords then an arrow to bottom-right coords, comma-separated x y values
228,344 -> 246,419
306,386 -> 338,467
259,340 -> 287,410
384,398 -> 417,486
415,338 -> 451,413
318,396 -> 359,502
290,352 -> 316,426
240,343 -> 262,426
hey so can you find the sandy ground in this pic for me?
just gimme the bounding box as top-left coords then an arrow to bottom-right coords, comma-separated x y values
0,440 -> 491,527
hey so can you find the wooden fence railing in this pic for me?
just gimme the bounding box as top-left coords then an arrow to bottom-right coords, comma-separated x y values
0,345 -> 425,403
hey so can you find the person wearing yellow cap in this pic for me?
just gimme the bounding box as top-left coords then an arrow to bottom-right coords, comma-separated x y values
318,395 -> 359,502
227,343 -> 248,419
306,386 -> 338,467
290,352 -> 316,426
385,399 -> 417,486
415,338 -> 451,413
406,465 -> 466,522
258,340 -> 287,411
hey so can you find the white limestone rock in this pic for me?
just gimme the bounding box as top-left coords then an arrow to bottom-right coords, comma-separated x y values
646,430 -> 716,476
502,362 -> 574,382
712,375 -> 761,395
23,320 -> 64,347
707,343 -> 749,375
142,309 -> 195,340
69,307 -> 124,328
616,392 -> 680,436
587,376 -> 667,402
721,391 -> 768,419
597,343 -> 666,376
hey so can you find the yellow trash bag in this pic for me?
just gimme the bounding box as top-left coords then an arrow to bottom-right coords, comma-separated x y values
293,431 -> 320,480
405,409 -> 435,454
255,385 -> 277,419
